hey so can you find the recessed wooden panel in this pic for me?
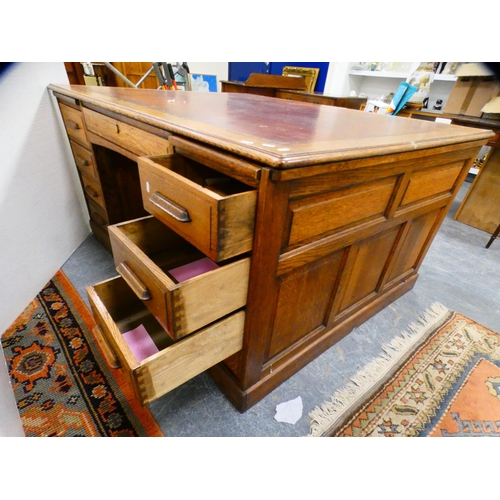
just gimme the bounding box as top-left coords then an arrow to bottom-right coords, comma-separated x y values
387,209 -> 440,283
338,226 -> 400,313
287,177 -> 396,247
400,162 -> 463,207
268,251 -> 343,359
110,63 -> 159,89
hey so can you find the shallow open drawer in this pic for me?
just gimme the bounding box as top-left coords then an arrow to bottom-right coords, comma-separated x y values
138,154 -> 257,261
87,275 -> 245,406
108,215 -> 250,341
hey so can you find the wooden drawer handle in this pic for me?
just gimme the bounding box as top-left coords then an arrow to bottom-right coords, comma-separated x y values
67,119 -> 81,130
150,192 -> 191,223
116,262 -> 152,301
75,155 -> 90,167
84,184 -> 100,198
93,326 -> 120,369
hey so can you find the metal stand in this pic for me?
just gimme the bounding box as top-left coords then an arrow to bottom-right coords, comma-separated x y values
102,62 -> 189,90
486,222 -> 500,248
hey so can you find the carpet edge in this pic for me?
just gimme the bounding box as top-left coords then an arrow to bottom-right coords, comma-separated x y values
53,270 -> 164,437
308,302 -> 450,437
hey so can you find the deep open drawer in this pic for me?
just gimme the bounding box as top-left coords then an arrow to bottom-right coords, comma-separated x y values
108,215 -> 250,341
87,275 -> 245,406
138,154 -> 257,261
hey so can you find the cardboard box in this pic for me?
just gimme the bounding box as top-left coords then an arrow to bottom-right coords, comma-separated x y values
481,96 -> 500,120
444,63 -> 500,117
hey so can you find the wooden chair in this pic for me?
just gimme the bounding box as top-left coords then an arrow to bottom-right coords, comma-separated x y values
486,222 -> 500,248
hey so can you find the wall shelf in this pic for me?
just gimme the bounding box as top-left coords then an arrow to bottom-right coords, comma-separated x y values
349,70 -> 457,82
349,70 -> 409,79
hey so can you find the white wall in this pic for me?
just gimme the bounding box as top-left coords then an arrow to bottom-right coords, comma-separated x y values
188,62 -> 228,91
0,63 -> 90,335
324,62 -> 352,95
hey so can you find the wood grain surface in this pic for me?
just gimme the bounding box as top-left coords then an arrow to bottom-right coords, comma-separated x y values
50,84 -> 493,168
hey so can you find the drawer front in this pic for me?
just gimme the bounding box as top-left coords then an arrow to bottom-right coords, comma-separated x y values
82,107 -> 172,158
87,196 -> 109,226
108,216 -> 250,340
70,140 -> 98,179
81,173 -> 106,210
87,275 -> 245,405
59,102 -> 90,147
138,155 -> 257,261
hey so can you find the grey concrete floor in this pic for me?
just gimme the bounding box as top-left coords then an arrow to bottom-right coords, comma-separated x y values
57,180 -> 500,436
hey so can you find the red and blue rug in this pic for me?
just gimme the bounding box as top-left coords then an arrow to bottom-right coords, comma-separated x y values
1,270 -> 163,437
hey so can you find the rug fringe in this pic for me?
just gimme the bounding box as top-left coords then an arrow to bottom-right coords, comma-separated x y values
308,302 -> 449,437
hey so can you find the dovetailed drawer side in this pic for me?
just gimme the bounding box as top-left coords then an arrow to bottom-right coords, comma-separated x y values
108,215 -> 251,341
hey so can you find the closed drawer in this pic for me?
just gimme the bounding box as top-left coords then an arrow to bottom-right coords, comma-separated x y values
108,215 -> 250,341
87,197 -> 109,226
81,173 -> 106,210
138,154 -> 257,261
87,275 -> 245,405
82,107 -> 172,158
70,140 -> 98,179
59,102 -> 90,147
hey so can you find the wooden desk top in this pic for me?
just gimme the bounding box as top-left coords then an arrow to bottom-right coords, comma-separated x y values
49,84 -> 494,168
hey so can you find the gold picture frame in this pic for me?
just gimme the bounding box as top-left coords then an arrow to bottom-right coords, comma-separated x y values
282,66 -> 319,93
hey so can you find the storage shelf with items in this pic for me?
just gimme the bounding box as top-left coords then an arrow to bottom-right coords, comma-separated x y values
348,62 -> 459,111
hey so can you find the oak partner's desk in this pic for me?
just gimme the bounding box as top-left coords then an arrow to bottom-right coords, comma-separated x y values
49,84 -> 492,411
399,108 -> 500,235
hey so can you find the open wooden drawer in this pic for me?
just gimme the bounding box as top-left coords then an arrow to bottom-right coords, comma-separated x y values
108,215 -> 251,341
87,275 -> 245,406
138,154 -> 257,261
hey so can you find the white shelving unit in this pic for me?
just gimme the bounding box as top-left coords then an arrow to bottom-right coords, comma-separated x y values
348,69 -> 457,82
346,63 -> 458,109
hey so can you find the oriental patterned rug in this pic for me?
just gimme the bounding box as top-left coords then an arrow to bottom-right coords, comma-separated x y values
1,270 -> 163,437
309,303 -> 500,437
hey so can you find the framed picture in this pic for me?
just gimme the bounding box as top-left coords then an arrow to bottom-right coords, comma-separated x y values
282,66 -> 319,93
187,74 -> 218,92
